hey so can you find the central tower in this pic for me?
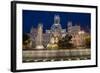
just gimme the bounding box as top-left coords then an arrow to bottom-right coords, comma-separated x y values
51,15 -> 62,38
47,15 -> 62,48
47,15 -> 62,49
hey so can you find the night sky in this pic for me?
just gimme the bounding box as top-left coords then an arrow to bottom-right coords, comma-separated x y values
23,10 -> 91,33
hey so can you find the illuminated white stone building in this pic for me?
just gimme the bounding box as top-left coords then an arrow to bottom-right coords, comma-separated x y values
67,21 -> 87,47
29,15 -> 89,49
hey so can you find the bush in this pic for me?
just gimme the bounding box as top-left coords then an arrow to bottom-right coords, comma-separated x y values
85,36 -> 91,48
58,34 -> 74,49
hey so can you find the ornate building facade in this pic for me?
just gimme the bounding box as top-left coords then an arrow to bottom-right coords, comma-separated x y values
28,15 -> 89,49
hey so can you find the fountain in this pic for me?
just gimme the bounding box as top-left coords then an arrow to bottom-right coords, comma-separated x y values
35,23 -> 44,49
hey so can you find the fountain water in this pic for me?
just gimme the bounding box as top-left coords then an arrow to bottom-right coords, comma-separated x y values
35,23 -> 44,49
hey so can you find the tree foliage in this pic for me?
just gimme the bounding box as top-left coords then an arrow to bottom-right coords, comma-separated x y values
85,36 -> 91,48
23,33 -> 30,45
58,34 -> 74,49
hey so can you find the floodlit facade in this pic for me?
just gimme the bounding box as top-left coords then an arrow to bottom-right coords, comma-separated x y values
67,21 -> 88,47
28,15 -> 89,49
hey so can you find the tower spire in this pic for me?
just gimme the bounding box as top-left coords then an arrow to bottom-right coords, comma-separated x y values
54,15 -> 60,25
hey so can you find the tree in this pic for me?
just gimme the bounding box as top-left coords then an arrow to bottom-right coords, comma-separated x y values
58,34 -> 74,49
23,33 -> 30,45
85,36 -> 91,48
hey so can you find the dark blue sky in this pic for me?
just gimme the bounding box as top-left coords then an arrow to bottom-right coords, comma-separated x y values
23,10 -> 91,33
